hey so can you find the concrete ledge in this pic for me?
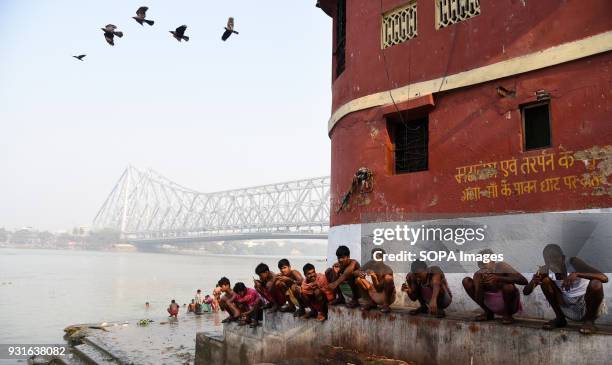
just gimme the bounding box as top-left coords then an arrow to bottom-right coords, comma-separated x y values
196,332 -> 225,365
196,307 -> 612,365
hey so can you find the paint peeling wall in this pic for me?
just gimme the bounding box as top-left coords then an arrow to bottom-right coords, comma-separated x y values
330,51 -> 612,226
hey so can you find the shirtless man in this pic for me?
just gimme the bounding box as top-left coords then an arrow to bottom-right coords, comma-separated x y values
217,277 -> 241,323
188,299 -> 196,313
254,263 -> 285,312
402,260 -> 452,317
327,245 -> 361,308
523,244 -> 608,334
462,249 -> 528,324
276,258 -> 306,316
301,263 -> 335,321
167,299 -> 180,318
355,248 -> 395,313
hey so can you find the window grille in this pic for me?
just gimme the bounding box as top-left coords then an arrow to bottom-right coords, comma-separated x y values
436,0 -> 481,29
389,117 -> 429,174
381,1 -> 418,49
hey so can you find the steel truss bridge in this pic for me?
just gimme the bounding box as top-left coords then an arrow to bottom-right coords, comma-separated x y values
92,166 -> 330,243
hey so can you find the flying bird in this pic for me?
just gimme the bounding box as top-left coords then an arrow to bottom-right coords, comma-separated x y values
133,6 -> 154,26
170,25 -> 189,42
72,55 -> 86,61
101,24 -> 123,46
221,17 -> 239,41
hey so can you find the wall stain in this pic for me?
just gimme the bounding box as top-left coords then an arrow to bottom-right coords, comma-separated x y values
574,145 -> 612,196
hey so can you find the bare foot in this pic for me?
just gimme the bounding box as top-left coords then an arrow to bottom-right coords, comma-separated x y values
360,303 -> 376,312
221,316 -> 235,324
302,310 -> 317,319
409,306 -> 427,316
579,321 -> 596,335
542,318 -> 567,330
279,304 -> 295,313
474,312 -> 495,321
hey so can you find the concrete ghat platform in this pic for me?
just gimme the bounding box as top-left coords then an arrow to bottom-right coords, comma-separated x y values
196,306 -> 612,365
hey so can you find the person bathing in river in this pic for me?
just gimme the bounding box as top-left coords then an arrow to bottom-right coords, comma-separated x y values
301,263 -> 335,321
402,260 -> 452,318
355,248 -> 395,313
276,258 -> 306,316
188,299 -> 196,313
217,277 -> 241,323
206,294 -> 219,312
232,282 -> 264,328
327,245 -> 361,308
194,289 -> 205,313
462,249 -> 527,324
212,287 -> 223,313
254,263 -> 285,312
523,244 -> 608,334
167,299 -> 180,318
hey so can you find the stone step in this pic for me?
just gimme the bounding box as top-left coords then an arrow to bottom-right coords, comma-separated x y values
27,348 -> 88,365
52,350 -> 91,365
71,344 -> 120,365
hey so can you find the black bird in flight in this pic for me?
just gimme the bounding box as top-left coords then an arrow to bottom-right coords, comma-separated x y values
221,17 -> 239,41
133,7 -> 154,26
72,55 -> 86,61
170,25 -> 189,42
101,24 -> 123,46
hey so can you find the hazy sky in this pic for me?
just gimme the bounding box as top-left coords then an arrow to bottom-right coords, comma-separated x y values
0,1 -> 333,231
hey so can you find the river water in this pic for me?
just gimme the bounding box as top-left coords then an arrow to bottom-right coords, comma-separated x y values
0,248 -> 325,344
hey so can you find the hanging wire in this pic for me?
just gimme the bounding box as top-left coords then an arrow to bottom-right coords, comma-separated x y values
380,0 -> 410,128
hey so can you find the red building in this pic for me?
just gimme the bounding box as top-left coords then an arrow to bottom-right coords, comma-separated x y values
317,0 -> 612,262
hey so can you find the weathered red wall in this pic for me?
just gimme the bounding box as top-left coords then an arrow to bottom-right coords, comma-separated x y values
330,52 -> 612,226
322,0 -> 612,227
324,0 -> 612,111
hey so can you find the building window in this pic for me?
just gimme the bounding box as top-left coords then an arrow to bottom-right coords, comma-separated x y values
335,0 -> 346,77
436,0 -> 481,29
389,116 -> 429,173
522,102 -> 551,151
381,1 -> 418,49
